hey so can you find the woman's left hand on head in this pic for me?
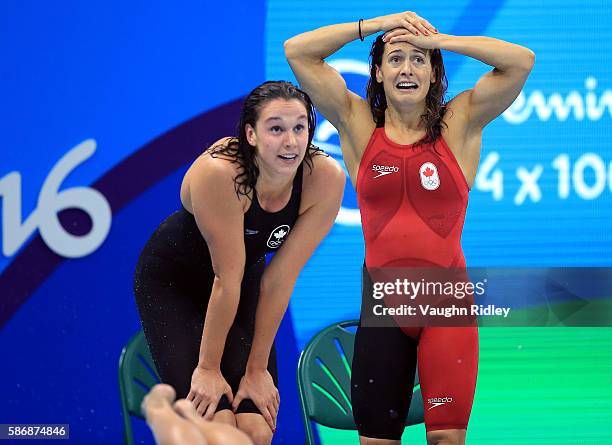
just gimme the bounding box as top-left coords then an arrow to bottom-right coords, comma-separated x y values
377,11 -> 437,35
232,368 -> 280,432
383,28 -> 445,50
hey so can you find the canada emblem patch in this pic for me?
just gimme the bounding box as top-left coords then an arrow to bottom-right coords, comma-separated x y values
419,162 -> 440,190
267,225 -> 290,249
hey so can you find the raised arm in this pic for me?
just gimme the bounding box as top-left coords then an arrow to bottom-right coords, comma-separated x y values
384,29 -> 535,130
383,26 -> 534,186
185,155 -> 246,417
284,13 -> 437,178
284,21 -> 374,129
231,156 -> 345,430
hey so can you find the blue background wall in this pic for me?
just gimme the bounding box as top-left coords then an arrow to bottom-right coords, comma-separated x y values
1,1 -> 611,444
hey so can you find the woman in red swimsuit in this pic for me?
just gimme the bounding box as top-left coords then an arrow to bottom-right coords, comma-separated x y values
285,11 -> 534,445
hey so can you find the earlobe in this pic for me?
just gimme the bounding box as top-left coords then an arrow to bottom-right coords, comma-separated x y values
245,124 -> 257,147
375,65 -> 383,84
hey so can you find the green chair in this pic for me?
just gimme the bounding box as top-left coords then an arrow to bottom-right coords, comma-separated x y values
297,320 -> 424,444
118,330 -> 161,445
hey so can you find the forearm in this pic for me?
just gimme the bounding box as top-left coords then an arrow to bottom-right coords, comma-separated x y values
198,279 -> 240,370
437,34 -> 535,72
285,17 -> 382,62
246,278 -> 295,370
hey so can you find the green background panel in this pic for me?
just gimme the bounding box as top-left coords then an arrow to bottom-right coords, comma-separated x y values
317,328 -> 612,444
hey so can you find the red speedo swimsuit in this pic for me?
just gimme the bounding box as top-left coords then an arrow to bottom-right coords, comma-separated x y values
357,127 -> 470,269
351,127 -> 478,435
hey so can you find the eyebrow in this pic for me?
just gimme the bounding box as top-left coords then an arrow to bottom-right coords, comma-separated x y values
264,115 -> 308,122
388,48 -> 427,57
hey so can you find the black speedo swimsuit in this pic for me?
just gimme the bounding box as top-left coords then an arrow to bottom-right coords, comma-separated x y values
134,163 -> 303,414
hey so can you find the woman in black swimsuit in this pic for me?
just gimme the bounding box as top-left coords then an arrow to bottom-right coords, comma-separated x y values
134,81 -> 344,445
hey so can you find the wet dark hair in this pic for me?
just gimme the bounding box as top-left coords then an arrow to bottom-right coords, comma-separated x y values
210,80 -> 324,198
366,35 -> 449,146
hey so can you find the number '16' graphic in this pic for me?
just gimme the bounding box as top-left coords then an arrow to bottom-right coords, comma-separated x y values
1,139 -> 112,258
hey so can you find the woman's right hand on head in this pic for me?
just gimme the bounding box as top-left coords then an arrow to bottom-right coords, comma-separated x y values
376,11 -> 437,36
187,366 -> 234,419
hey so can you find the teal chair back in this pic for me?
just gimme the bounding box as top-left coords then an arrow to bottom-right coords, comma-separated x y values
118,330 -> 160,445
297,320 -> 424,444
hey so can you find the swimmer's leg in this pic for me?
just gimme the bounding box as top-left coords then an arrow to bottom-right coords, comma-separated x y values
235,413 -> 273,445
174,398 -> 254,445
426,429 -> 466,445
352,325 -> 418,444
358,436 -> 401,445
418,327 -> 479,445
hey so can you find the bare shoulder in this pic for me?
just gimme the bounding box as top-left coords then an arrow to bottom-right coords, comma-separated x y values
189,148 -> 240,186
195,152 -> 240,183
181,139 -> 244,211
303,152 -> 345,185
443,90 -> 483,188
300,152 -> 345,210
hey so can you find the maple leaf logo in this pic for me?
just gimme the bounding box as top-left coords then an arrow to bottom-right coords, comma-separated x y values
424,167 -> 434,177
274,229 -> 287,239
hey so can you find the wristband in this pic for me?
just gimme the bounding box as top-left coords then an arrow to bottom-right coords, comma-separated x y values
358,19 -> 365,41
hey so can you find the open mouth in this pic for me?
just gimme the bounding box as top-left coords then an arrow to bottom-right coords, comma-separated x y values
278,153 -> 298,161
396,81 -> 418,90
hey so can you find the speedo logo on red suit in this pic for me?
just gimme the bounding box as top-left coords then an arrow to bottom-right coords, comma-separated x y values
427,396 -> 454,410
372,163 -> 400,178
371,161 -> 442,193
